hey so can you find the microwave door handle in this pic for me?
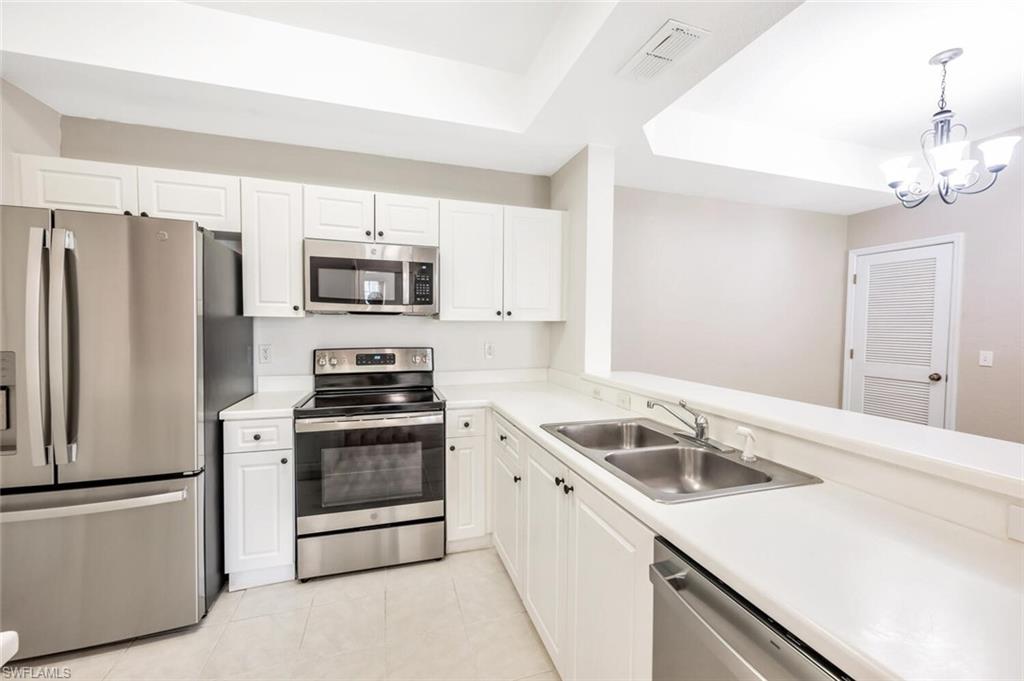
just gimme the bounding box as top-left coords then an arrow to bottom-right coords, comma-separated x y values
402,261 -> 410,306
48,228 -> 76,465
24,227 -> 50,467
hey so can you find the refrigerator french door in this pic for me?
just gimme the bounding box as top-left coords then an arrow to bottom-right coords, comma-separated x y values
0,206 -> 208,660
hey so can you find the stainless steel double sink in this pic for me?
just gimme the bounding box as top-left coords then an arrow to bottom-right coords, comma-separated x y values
540,418 -> 820,503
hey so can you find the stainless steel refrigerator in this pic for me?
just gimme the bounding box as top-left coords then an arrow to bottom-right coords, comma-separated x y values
0,206 -> 253,661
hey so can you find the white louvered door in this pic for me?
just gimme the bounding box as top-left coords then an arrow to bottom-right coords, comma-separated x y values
847,243 -> 955,427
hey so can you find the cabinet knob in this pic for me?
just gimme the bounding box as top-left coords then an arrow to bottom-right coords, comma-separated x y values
292,305 -> 300,311
505,311 -> 511,317
463,421 -> 470,428
513,475 -> 521,483
563,484 -> 574,495
252,433 -> 261,441
365,230 -> 372,237
280,457 -> 288,464
499,434 -> 507,442
929,372 -> 943,382
378,231 -> 384,237
449,445 -> 456,452
495,310 -> 502,316
554,476 -> 564,487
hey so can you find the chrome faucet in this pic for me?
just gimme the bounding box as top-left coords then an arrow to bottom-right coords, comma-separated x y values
646,399 -> 709,442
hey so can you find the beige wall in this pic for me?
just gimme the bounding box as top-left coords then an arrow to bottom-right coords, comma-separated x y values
59,116 -> 555,376
612,186 -> 849,407
1,80 -> 61,204
60,117 -> 549,208
847,129 -> 1024,443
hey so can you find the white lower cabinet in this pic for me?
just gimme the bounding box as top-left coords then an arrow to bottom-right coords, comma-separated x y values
224,447 -> 295,590
565,474 -> 654,681
489,411 -> 654,681
445,435 -> 487,543
491,440 -> 524,590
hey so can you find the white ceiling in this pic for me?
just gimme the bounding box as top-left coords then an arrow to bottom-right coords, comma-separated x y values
2,1 -> 1018,215
188,1 -> 570,74
645,1 -> 1024,196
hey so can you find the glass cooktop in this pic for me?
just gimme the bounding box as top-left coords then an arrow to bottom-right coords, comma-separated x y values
294,388 -> 444,419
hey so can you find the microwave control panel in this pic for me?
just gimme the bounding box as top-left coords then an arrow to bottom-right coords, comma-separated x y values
413,263 -> 434,306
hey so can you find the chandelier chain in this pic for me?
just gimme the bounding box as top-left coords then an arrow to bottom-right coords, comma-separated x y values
938,62 -> 948,110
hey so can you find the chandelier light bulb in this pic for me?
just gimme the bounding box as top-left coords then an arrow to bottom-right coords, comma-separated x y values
948,159 -> 979,188
977,135 -> 1021,173
929,140 -> 969,176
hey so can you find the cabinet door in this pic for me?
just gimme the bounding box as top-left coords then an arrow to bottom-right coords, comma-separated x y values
445,436 -> 487,542
18,154 -> 138,214
138,167 -> 241,231
303,184 -> 374,242
503,206 -> 565,321
241,178 -> 304,317
492,447 -> 523,589
565,474 -> 654,681
523,439 -> 570,670
224,449 -> 295,574
439,199 -> 504,320
375,192 -> 439,246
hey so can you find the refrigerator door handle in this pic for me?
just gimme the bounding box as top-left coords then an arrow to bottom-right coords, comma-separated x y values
48,228 -> 77,465
0,489 -> 188,524
24,227 -> 50,467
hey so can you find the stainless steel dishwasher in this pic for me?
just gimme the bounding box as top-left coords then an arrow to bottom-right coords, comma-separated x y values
650,538 -> 849,681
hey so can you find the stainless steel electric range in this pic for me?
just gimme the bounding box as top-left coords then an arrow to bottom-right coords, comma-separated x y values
293,347 -> 445,579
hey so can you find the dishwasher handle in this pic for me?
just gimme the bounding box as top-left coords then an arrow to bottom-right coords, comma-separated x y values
650,553 -> 844,681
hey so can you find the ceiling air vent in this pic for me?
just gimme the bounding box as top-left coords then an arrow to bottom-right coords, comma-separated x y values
619,20 -> 709,80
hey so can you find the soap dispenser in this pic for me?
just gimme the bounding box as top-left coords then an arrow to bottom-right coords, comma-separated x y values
735,426 -> 757,462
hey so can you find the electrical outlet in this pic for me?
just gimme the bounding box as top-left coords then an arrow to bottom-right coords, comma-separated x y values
616,392 -> 631,410
258,344 -> 272,364
979,350 -> 994,367
484,342 -> 496,360
591,386 -> 603,400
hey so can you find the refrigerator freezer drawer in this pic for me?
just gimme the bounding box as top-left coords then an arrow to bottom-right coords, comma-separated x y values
0,477 -> 202,660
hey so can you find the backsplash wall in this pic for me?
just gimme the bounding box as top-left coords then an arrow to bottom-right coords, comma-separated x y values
255,316 -> 551,376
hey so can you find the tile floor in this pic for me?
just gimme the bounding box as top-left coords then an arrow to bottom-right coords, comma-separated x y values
5,548 -> 559,681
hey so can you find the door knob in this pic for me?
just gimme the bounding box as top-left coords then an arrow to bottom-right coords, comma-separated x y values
929,372 -> 943,382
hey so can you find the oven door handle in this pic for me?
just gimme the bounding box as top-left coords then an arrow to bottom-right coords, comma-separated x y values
295,412 -> 443,433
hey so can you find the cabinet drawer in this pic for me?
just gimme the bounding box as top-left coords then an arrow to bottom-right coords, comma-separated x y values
447,408 -> 486,437
493,413 -> 522,464
223,418 -> 293,453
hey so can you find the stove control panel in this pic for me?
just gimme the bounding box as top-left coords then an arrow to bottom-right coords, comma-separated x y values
314,347 -> 433,374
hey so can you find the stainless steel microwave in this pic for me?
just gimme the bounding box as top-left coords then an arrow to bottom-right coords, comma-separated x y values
304,239 -> 438,315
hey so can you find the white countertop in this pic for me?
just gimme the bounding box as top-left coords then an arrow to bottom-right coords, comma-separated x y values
219,390 -> 309,420
586,371 -> 1024,500
438,381 -> 1024,681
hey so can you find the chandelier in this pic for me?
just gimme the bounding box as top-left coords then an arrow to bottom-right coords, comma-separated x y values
880,48 -> 1020,209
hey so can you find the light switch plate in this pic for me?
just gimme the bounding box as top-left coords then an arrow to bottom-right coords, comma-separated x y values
616,392 -> 632,410
979,350 -> 994,367
484,342 -> 496,360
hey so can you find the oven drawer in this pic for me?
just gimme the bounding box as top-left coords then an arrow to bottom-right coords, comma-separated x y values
447,408 -> 486,438
297,520 -> 445,578
223,418 -> 293,454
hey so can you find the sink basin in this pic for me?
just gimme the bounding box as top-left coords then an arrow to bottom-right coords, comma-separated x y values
540,418 -> 821,503
604,446 -> 771,495
553,421 -> 676,450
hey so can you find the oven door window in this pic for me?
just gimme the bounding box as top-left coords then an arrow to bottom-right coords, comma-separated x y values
308,256 -> 404,306
295,418 -> 443,517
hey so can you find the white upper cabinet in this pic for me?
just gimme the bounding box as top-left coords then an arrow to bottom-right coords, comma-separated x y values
138,167 -> 241,232
303,184 -> 374,242
18,154 -> 138,215
375,192 -> 439,246
439,200 -> 504,321
504,206 -> 565,321
241,178 -> 304,317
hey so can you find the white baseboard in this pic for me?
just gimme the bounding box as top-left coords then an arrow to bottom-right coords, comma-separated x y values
446,535 -> 493,553
228,563 -> 295,591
